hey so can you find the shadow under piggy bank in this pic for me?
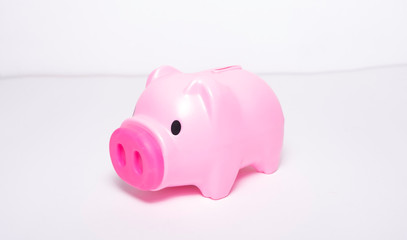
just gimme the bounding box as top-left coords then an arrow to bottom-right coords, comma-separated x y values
113,166 -> 260,203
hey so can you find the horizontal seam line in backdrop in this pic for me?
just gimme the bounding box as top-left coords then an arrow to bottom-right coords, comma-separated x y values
0,63 -> 406,81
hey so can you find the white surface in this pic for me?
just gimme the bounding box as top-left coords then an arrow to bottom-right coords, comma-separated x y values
1,0 -> 407,76
0,66 -> 407,239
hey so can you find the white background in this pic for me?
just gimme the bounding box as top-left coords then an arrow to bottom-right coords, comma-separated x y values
1,67 -> 407,239
1,1 -> 407,239
1,0 -> 407,76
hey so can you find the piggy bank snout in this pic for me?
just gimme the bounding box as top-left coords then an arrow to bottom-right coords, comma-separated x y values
109,126 -> 164,191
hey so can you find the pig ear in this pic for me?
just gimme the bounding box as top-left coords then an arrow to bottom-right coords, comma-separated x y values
146,66 -> 180,87
184,79 -> 219,117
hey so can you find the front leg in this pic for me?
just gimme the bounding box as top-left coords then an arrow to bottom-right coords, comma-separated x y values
197,156 -> 241,200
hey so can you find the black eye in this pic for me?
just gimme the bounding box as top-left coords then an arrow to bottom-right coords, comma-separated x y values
171,120 -> 181,135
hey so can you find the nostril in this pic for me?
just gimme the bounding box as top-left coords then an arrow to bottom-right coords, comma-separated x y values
133,151 -> 143,175
117,144 -> 126,167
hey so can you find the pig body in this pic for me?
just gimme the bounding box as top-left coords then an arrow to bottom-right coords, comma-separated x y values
109,66 -> 284,199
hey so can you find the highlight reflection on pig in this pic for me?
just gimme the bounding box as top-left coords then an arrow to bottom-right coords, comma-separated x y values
109,66 -> 284,199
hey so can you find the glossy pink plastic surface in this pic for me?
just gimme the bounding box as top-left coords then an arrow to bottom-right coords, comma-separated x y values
109,66 -> 284,199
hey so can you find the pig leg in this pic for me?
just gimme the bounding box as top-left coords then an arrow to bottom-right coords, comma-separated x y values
198,155 -> 241,200
252,147 -> 280,174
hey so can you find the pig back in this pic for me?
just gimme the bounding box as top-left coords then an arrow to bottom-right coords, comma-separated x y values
214,69 -> 284,164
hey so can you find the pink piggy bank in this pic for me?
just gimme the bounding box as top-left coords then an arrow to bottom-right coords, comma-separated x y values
109,65 -> 284,199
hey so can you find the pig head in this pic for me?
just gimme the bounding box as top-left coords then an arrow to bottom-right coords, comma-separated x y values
109,66 -> 244,199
